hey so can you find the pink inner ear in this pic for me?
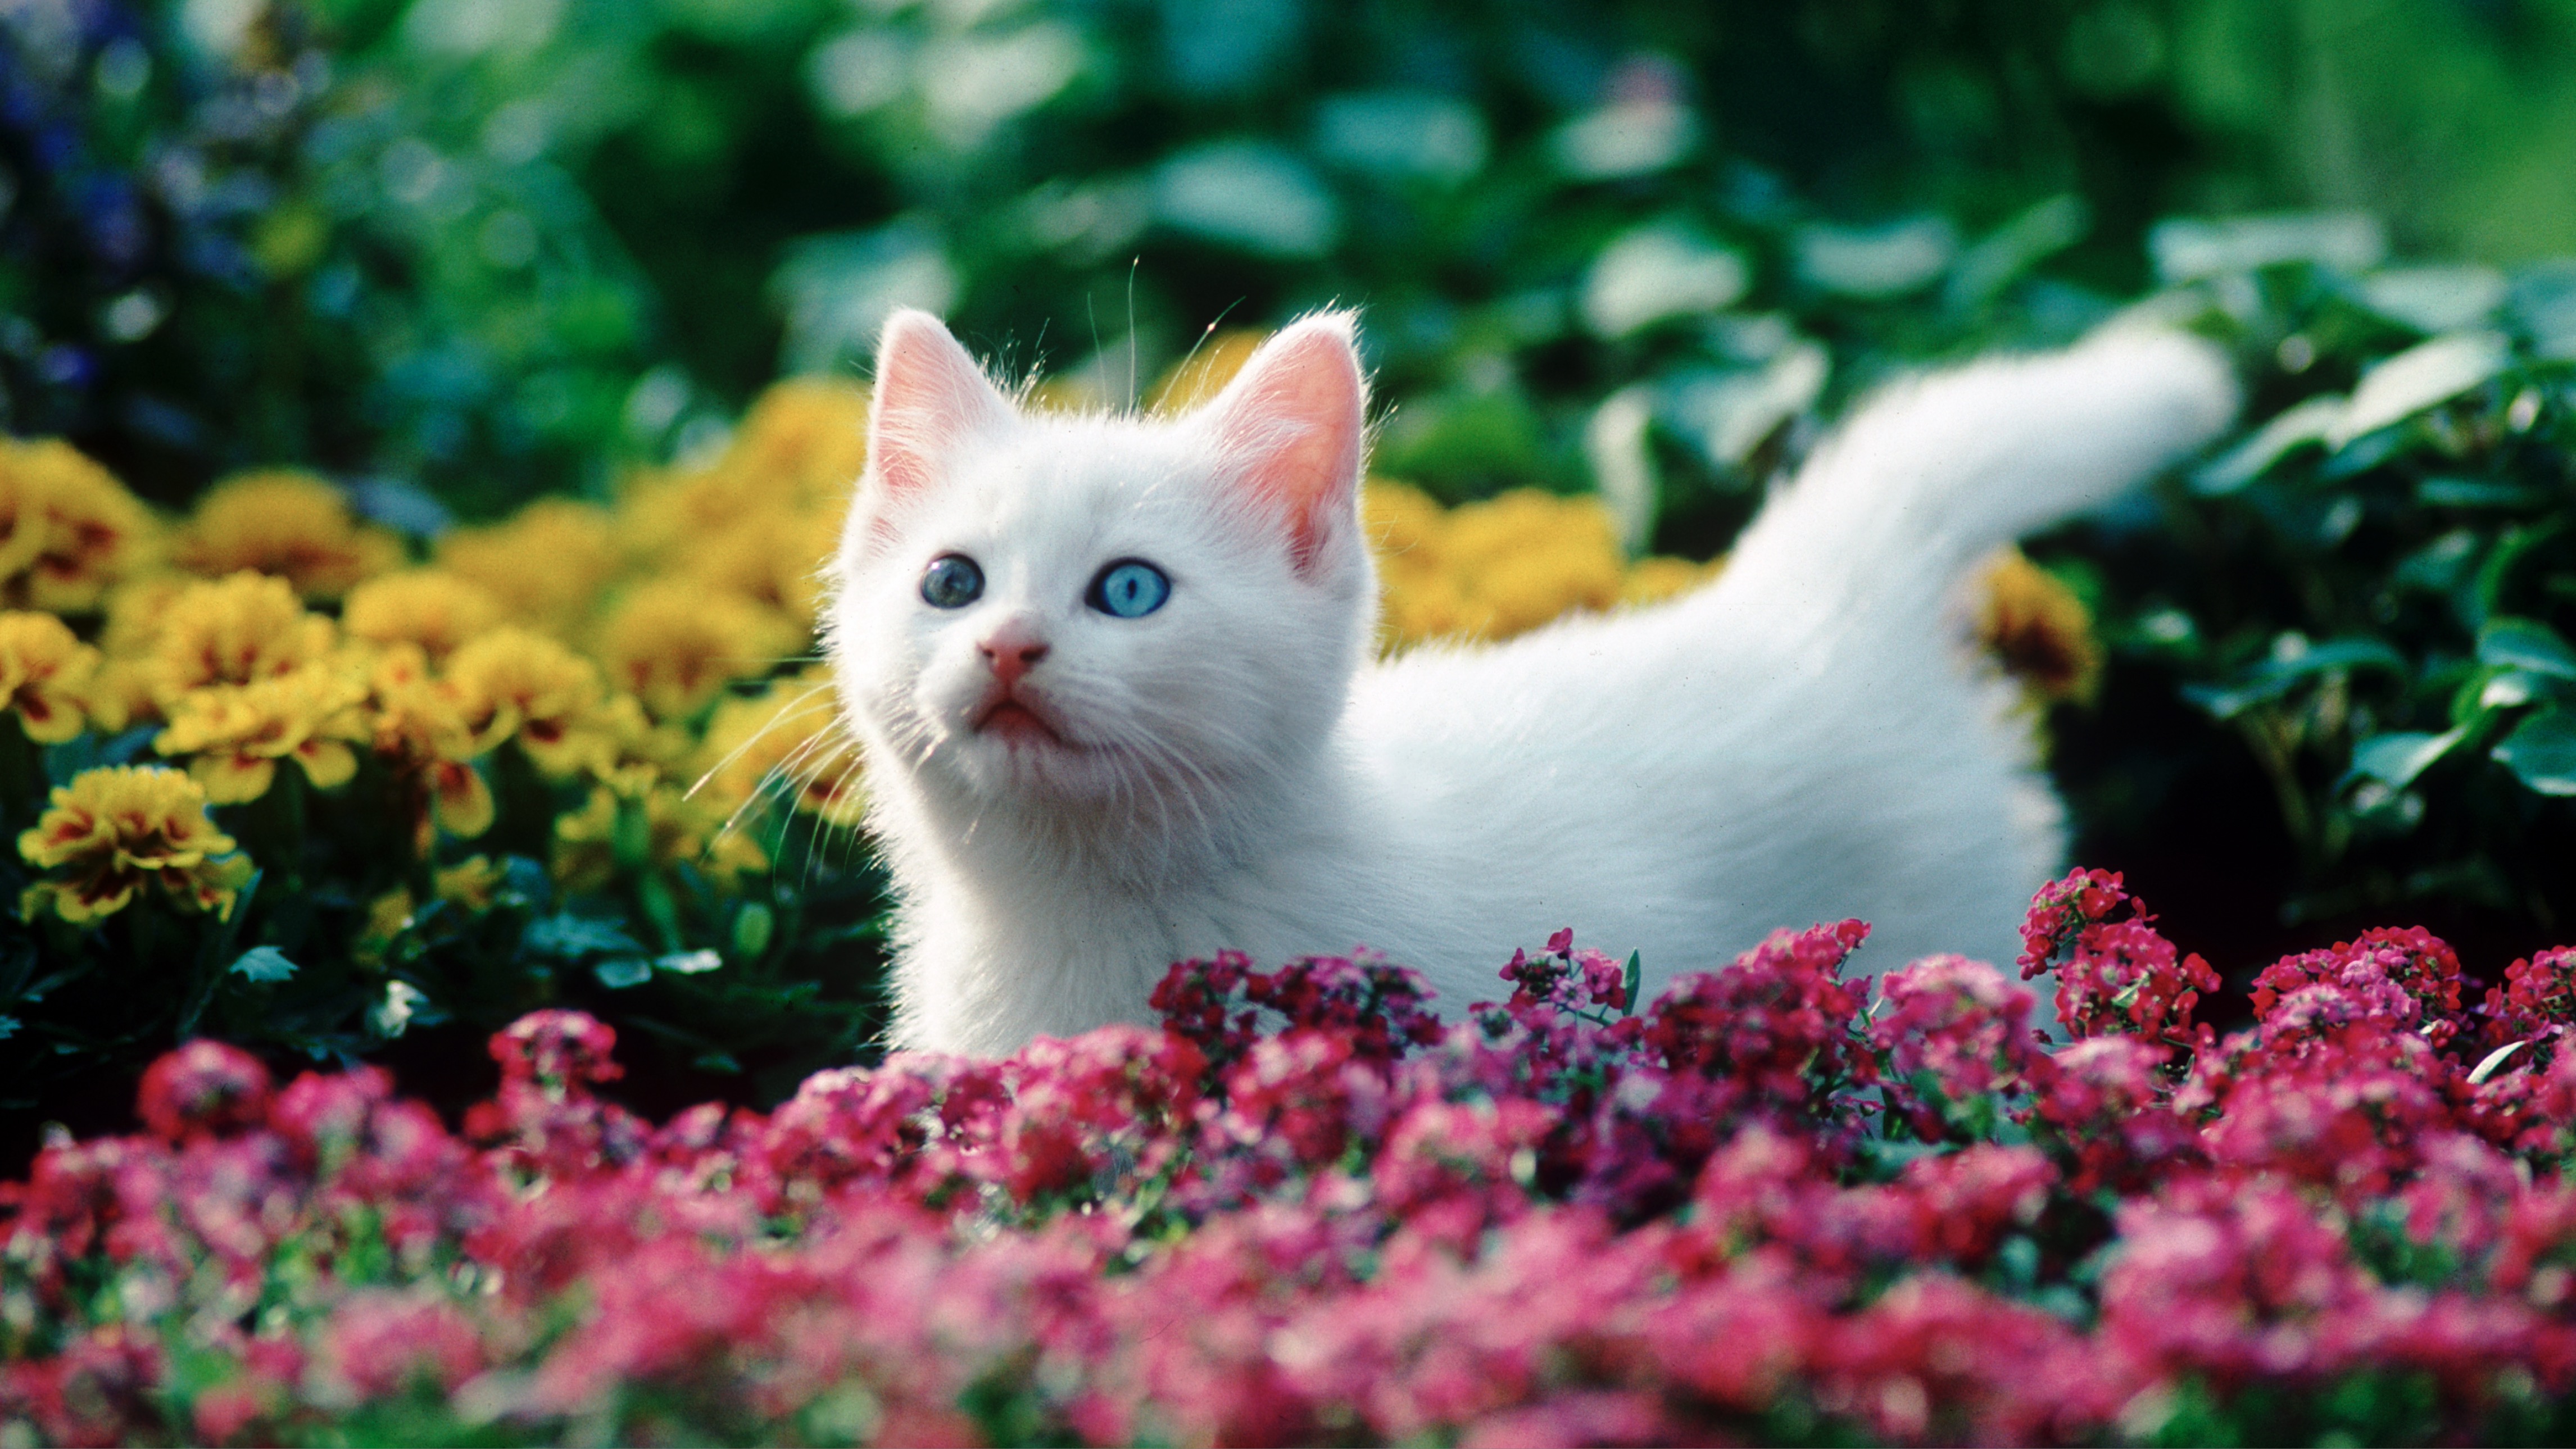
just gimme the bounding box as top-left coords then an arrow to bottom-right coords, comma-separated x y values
1204,317 -> 1366,575
867,310 -> 1011,512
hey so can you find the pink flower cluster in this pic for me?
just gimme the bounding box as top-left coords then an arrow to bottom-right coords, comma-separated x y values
7,870 -> 2576,1445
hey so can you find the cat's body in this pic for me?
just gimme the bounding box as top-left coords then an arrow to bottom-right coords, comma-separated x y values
827,311 -> 2236,1056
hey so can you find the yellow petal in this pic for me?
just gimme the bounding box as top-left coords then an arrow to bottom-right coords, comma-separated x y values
191,754 -> 277,805
296,739 -> 358,790
432,764 -> 496,839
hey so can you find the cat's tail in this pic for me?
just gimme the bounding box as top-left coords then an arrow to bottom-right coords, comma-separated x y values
1702,325 -> 2238,635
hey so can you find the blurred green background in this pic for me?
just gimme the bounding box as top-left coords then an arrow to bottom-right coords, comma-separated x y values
9,0 -> 2576,1125
13,0 -> 2576,515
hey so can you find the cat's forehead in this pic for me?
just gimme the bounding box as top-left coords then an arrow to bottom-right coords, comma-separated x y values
916,414 -> 1217,541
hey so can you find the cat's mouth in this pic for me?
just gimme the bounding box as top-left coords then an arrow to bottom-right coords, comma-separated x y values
974,694 -> 1069,748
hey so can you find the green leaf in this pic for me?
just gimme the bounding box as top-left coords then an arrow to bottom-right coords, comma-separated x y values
2478,617 -> 2576,680
2493,707 -> 2576,795
230,946 -> 298,983
2469,1039 -> 2532,1085
2185,637 -> 2410,720
2350,729 -> 2466,790
2415,475 -> 2544,508
731,901 -> 775,958
1621,950 -> 1643,1015
594,957 -> 654,989
0,1015 -> 16,1041
1793,216 -> 1956,298
2148,211 -> 2385,283
525,913 -> 645,960
2190,395 -> 2342,495
2331,330 -> 2512,445
656,950 -> 723,975
1580,223 -> 1748,337
2354,265 -> 2507,334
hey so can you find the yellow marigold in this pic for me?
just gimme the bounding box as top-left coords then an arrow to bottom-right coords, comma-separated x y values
0,611 -> 101,744
172,470 -> 403,600
361,646 -> 498,848
436,498 -> 620,635
551,783 -> 767,896
1620,554 -> 1725,608
146,571 -> 339,701
18,765 -> 254,923
0,437 -> 158,611
354,887 -> 415,967
98,573 -> 188,658
1441,490 -> 1626,637
1363,479 -> 1450,560
723,376 -> 872,509
1366,483 -> 1723,648
594,580 -> 799,721
681,507 -> 841,629
1979,546 -> 2105,706
343,568 -> 504,661
434,855 -> 507,912
695,672 -> 865,828
444,626 -> 606,778
578,691 -> 693,797
154,664 -> 370,804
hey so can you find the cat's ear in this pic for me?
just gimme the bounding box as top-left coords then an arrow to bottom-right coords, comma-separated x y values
865,309 -> 1013,510
1196,312 -> 1367,577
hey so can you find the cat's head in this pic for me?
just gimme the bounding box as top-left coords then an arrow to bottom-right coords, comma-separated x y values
826,310 -> 1377,820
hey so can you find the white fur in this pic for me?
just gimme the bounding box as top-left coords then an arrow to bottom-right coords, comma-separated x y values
827,312 -> 2238,1056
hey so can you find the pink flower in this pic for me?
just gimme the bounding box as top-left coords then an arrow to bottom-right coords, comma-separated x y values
134,1039 -> 272,1144
488,1009 -> 624,1092
2482,945 -> 2576,1056
311,1290 -> 487,1401
2253,926 -> 2467,1050
1868,954 -> 2047,1140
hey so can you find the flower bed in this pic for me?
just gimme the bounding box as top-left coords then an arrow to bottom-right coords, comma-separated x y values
5,870 -> 2574,1446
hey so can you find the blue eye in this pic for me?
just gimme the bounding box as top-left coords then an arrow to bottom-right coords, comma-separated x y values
1087,560 -> 1170,619
920,555 -> 983,608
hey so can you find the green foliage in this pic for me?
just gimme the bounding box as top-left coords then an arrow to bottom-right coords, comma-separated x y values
9,0 -> 2576,1224
2043,234 -> 2576,956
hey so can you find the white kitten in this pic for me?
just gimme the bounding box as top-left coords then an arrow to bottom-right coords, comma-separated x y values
825,310 -> 2236,1056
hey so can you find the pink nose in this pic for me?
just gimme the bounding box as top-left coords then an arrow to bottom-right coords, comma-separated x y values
979,623 -> 1050,687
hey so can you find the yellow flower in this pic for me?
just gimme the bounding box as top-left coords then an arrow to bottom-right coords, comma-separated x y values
436,499 -> 620,635
360,646 -> 498,849
146,571 -> 339,700
434,855 -> 507,913
1978,547 -> 2105,706
1441,490 -> 1627,637
577,691 -> 693,797
551,783 -> 767,896
696,671 -> 865,828
0,611 -> 102,744
344,569 -> 505,661
1366,483 -> 1720,648
1619,553 -> 1724,608
0,438 -> 158,612
172,470 -> 404,601
1363,480 -> 1451,560
681,506 -> 841,629
354,887 -> 414,968
443,626 -> 606,778
154,664 -> 370,804
18,765 -> 255,923
594,579 -> 799,721
722,376 -> 872,509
